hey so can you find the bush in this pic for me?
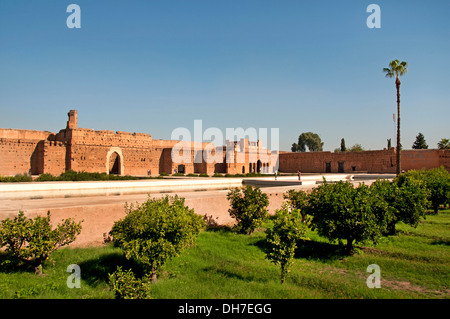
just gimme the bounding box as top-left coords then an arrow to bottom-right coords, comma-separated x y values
108,266 -> 152,299
110,195 -> 205,281
35,173 -> 58,182
0,211 -> 82,274
0,174 -> 33,183
370,177 -> 428,234
306,181 -> 383,252
264,204 -> 308,284
398,167 -> 450,214
227,186 -> 269,235
283,189 -> 310,223
34,170 -> 141,182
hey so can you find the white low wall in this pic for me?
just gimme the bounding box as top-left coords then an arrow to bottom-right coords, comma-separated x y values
0,178 -> 244,200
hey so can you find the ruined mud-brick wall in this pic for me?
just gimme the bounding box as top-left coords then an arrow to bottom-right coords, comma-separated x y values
279,149 -> 397,173
0,129 -> 54,176
152,139 -> 179,174
224,139 -> 274,175
279,148 -> 450,174
279,151 -> 333,173
64,128 -> 154,175
155,140 -> 212,174
401,149 -> 450,172
333,149 -> 397,173
42,140 -> 67,175
437,149 -> 450,171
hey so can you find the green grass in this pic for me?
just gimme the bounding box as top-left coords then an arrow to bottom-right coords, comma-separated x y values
1,211 -> 449,299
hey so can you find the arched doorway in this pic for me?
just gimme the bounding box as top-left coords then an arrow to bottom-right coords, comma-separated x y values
109,152 -> 121,175
106,147 -> 124,176
256,160 -> 262,173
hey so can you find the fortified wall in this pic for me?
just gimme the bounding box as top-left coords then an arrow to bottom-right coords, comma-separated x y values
0,110 -> 448,176
0,110 -> 276,177
278,148 -> 450,173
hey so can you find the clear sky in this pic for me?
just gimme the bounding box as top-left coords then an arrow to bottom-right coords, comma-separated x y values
1,0 -> 449,151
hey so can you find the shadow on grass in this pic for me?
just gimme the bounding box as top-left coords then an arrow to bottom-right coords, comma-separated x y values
201,266 -> 247,281
205,225 -> 234,233
294,240 -> 350,261
252,238 -> 349,262
0,255 -> 35,274
430,239 -> 450,246
77,251 -> 145,287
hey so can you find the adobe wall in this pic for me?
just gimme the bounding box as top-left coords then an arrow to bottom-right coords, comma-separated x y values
401,149 -> 443,171
42,141 -> 66,175
0,129 -> 54,176
279,148 -> 450,174
67,128 -> 154,175
279,149 -> 397,173
438,149 -> 450,171
157,140 -> 212,175
279,151 -> 334,173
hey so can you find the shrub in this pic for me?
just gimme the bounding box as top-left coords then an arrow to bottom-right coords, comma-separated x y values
227,186 -> 269,235
306,181 -> 383,252
283,189 -> 310,223
0,174 -> 33,183
108,266 -> 152,299
173,173 -> 185,176
264,205 -> 308,283
398,167 -> 450,214
368,179 -> 398,235
110,195 -> 205,281
0,211 -> 82,274
54,170 -> 139,181
35,173 -> 58,182
370,177 -> 428,234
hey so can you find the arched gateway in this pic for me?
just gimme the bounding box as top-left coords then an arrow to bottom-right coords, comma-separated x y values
106,147 -> 124,175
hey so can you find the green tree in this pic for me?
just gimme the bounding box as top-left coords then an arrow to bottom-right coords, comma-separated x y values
227,186 -> 269,234
369,178 -> 428,235
437,138 -> 450,150
348,144 -> 365,152
264,205 -> 308,284
0,211 -> 82,274
397,167 -> 450,214
412,132 -> 428,149
108,266 -> 152,299
110,195 -> 205,282
383,59 -> 409,175
305,181 -> 383,252
340,138 -> 347,152
292,132 -> 324,152
283,189 -> 309,223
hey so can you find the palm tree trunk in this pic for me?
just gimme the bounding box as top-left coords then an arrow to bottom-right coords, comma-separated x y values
396,77 -> 401,176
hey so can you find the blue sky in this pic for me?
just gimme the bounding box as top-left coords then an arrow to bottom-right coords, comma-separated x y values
1,0 -> 449,151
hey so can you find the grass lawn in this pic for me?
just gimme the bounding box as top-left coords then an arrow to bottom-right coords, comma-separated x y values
1,210 -> 449,299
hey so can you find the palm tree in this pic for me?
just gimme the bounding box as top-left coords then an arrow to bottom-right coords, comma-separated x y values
437,138 -> 450,150
383,59 -> 408,175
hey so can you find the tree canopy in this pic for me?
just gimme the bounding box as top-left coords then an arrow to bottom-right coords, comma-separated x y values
412,133 -> 428,149
291,132 -> 324,152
